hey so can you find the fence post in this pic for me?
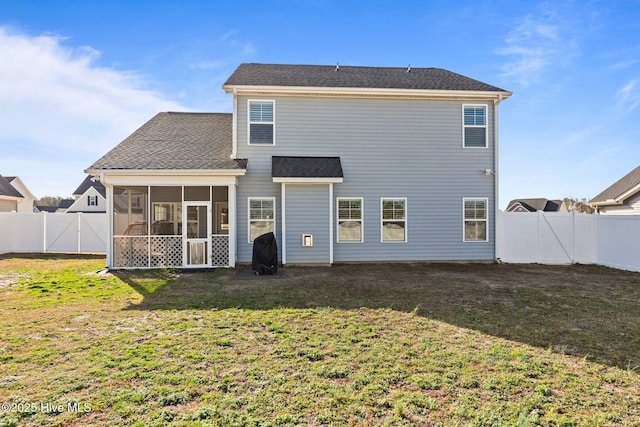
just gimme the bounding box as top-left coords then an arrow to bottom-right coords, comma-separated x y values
42,211 -> 47,253
77,212 -> 82,253
571,210 -> 575,264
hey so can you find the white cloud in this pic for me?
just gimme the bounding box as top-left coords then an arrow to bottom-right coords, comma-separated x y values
0,27 -> 188,197
0,28 -> 187,154
496,9 -> 579,87
617,79 -> 639,112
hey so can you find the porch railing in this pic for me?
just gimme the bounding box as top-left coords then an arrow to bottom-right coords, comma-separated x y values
113,234 -> 229,268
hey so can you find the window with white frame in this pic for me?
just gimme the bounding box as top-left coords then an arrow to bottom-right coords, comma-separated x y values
249,100 -> 275,145
463,105 -> 487,148
381,198 -> 407,242
463,198 -> 488,242
87,195 -> 98,206
337,198 -> 363,242
248,197 -> 275,242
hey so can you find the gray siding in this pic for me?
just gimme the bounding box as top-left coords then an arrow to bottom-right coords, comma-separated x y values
236,95 -> 496,263
284,184 -> 330,264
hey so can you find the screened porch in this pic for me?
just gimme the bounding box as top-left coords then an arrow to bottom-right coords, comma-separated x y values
111,185 -> 230,268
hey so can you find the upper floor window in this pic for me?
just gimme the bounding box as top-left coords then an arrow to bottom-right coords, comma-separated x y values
463,105 -> 487,148
249,100 -> 275,145
88,195 -> 98,206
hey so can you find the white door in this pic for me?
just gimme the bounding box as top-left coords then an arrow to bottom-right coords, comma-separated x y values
183,202 -> 211,267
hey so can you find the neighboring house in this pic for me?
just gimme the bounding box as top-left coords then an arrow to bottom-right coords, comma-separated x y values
66,175 -> 106,213
589,165 -> 640,214
0,175 -> 35,212
505,198 -> 567,213
36,199 -> 75,214
87,63 -> 511,269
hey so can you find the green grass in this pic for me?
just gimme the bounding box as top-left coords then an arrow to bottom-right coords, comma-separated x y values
0,254 -> 639,426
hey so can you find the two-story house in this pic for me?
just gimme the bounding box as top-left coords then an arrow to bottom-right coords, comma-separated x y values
87,63 -> 510,269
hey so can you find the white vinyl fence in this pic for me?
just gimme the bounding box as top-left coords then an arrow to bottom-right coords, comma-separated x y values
498,211 -> 640,272
0,212 -> 107,254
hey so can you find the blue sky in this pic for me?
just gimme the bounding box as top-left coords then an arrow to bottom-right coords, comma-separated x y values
1,0 -> 639,208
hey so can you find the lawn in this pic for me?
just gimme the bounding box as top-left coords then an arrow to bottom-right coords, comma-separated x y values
0,255 -> 639,426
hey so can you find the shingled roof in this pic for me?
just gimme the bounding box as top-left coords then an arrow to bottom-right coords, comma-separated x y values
272,156 -> 344,179
589,165 -> 640,205
0,175 -> 23,198
87,113 -> 246,171
73,175 -> 106,198
224,63 -> 509,93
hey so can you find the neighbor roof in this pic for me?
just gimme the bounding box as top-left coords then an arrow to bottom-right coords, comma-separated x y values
73,175 -> 106,198
87,113 -> 246,171
272,156 -> 343,179
224,63 -> 510,93
506,199 -> 562,212
589,165 -> 640,205
0,175 -> 23,198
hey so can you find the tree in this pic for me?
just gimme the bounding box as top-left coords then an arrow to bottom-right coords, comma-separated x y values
562,197 -> 595,214
35,196 -> 65,207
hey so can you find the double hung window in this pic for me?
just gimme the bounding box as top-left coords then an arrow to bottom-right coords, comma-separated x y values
463,105 -> 487,148
248,197 -> 275,242
463,198 -> 488,242
337,198 -> 363,242
381,198 -> 407,242
249,100 -> 275,145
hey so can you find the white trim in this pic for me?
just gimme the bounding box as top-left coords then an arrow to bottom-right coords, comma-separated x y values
329,184 -> 334,263
224,84 -> 512,101
336,197 -> 364,243
380,197 -> 408,243
231,89 -> 238,158
247,196 -> 276,243
91,174 -> 240,187
228,184 -> 236,267
86,169 -> 245,177
494,96 -> 501,260
247,99 -> 275,146
463,197 -> 489,242
273,177 -> 344,184
281,185 -> 287,265
462,104 -> 489,148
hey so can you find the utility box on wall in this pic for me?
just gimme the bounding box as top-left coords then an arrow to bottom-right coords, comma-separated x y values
302,234 -> 313,247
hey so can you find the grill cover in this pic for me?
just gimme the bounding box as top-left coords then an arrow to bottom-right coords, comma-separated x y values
252,232 -> 278,275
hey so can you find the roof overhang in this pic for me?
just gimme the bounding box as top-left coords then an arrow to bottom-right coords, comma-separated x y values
589,182 -> 640,207
273,177 -> 343,184
223,84 -> 512,101
86,168 -> 246,187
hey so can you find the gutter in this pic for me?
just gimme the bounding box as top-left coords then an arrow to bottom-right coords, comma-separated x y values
223,84 -> 512,101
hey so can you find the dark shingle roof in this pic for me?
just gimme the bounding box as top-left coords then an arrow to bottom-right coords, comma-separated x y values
59,199 -> 74,209
506,199 -> 562,212
0,175 -> 23,198
590,165 -> 640,204
224,63 -> 509,92
272,156 -> 343,178
73,175 -> 106,198
87,113 -> 246,171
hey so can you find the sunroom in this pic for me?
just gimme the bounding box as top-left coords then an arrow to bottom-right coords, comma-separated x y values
110,184 -> 234,269
85,112 -> 246,269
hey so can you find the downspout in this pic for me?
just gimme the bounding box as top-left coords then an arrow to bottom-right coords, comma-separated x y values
494,95 -> 503,262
